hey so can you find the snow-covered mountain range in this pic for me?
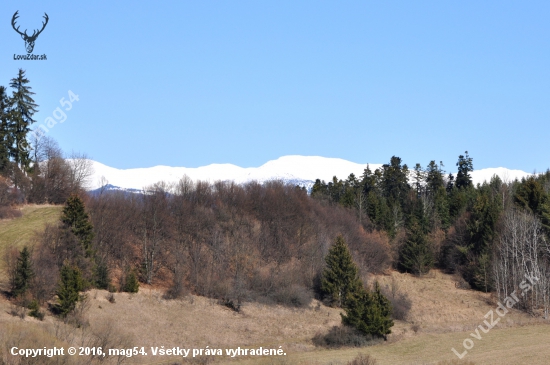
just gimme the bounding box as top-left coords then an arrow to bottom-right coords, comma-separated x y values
87,155 -> 533,192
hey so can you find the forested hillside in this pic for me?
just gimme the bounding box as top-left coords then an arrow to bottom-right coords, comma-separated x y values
1,69 -> 550,349
311,154 -> 550,316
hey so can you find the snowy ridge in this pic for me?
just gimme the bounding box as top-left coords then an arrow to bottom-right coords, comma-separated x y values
87,155 -> 533,192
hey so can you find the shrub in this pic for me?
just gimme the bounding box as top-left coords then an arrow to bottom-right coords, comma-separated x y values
312,326 -> 380,348
0,206 -> 22,219
28,299 -> 44,320
380,279 -> 412,321
271,284 -> 312,308
219,298 -> 241,312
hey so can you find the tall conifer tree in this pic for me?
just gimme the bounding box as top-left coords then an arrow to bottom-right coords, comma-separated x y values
62,195 -> 95,256
455,151 -> 473,189
9,69 -> 38,170
399,219 -> 434,275
10,246 -> 34,298
0,86 -> 11,173
55,263 -> 84,317
321,235 -> 363,308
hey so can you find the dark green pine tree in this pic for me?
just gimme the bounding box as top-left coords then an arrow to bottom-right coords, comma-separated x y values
368,282 -> 394,339
514,176 -> 550,233
61,195 -> 95,256
433,186 -> 451,229
0,86 -> 11,173
55,263 -> 84,317
425,161 -> 445,195
399,218 -> 434,275
468,192 -> 501,256
455,151 -> 473,189
9,69 -> 38,170
94,259 -> 111,290
123,269 -> 140,293
311,179 -> 328,198
381,156 -> 410,206
340,173 -> 359,208
413,163 -> 424,197
321,235 -> 363,308
10,246 -> 34,298
341,281 -> 394,340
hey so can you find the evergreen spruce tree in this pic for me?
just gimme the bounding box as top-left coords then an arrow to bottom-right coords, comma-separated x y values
311,179 -> 327,198
341,281 -> 394,340
9,69 -> 38,170
10,246 -> 34,298
434,186 -> 451,229
55,263 -> 84,317
321,235 -> 363,308
399,219 -> 434,275
123,269 -> 139,293
94,259 -> 110,290
413,163 -> 424,197
514,176 -> 550,234
425,161 -> 445,195
0,86 -> 11,173
381,156 -> 410,206
455,151 -> 473,189
61,195 -> 95,256
369,282 -> 394,339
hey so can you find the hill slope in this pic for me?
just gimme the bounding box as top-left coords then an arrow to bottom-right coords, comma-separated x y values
0,205 -> 62,280
1,270 -> 546,364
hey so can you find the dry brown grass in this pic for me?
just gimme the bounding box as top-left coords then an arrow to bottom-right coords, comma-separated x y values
369,270 -> 542,336
1,241 -> 549,365
0,204 -> 62,281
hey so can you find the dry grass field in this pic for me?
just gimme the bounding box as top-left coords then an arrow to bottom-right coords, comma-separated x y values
1,271 -> 548,364
1,206 -> 549,364
0,205 -> 62,281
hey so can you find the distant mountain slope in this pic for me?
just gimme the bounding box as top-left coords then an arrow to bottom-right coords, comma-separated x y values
87,155 -> 532,192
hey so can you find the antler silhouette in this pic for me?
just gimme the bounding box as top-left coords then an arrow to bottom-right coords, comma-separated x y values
11,11 -> 49,53
11,11 -> 25,37
31,13 -> 49,39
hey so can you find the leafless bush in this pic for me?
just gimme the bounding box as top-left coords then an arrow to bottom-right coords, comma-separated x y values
271,284 -> 313,308
86,320 -> 133,364
313,326 -> 380,348
64,295 -> 91,328
346,353 -> 378,365
381,276 -> 412,321
0,206 -> 21,219
9,303 -> 26,319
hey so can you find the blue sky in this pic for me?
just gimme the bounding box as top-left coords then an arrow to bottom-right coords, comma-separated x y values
1,1 -> 549,172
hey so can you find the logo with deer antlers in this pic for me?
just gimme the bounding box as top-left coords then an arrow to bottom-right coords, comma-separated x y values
12,11 -> 49,54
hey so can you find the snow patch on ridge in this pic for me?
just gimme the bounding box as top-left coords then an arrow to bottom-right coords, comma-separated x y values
86,155 -> 533,192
